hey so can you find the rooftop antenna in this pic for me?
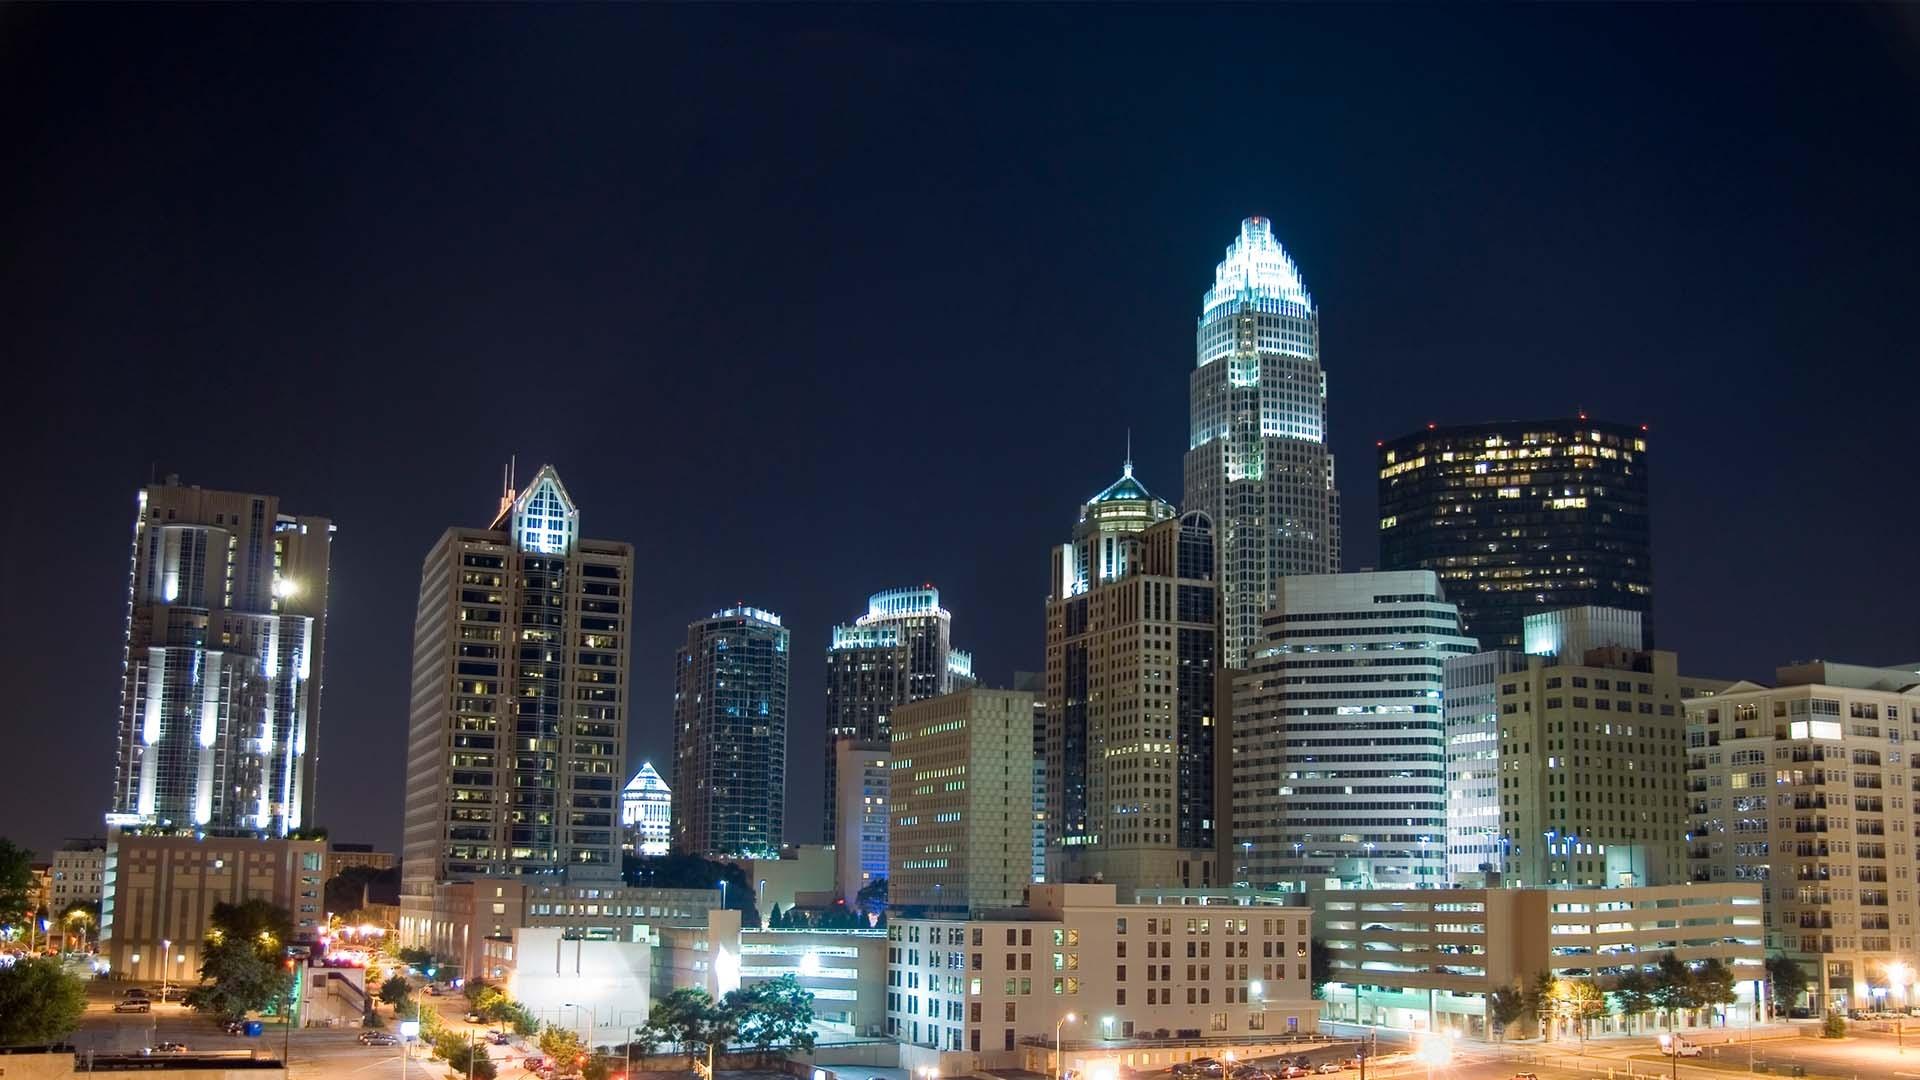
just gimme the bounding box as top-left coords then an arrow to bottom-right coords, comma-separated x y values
1124,428 -> 1134,478
497,455 -> 518,520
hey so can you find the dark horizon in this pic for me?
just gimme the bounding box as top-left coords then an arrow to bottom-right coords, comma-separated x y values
5,5 -> 1918,859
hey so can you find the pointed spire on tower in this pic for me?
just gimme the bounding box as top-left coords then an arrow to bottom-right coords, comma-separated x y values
1124,428 -> 1134,478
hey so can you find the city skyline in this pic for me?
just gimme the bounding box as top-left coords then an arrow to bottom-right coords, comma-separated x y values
6,6 -> 1917,859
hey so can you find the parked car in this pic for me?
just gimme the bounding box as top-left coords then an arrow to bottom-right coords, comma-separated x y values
123,987 -> 151,1000
488,1032 -> 512,1046
114,1000 -> 151,1013
465,1011 -> 484,1024
148,1043 -> 189,1054
359,1032 -> 399,1047
1277,1067 -> 1308,1079
1314,1066 -> 1342,1076
1512,1073 -> 1540,1080
1788,1007 -> 1812,1019
222,1020 -> 246,1035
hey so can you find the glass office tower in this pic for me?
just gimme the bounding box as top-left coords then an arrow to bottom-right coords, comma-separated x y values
1378,417 -> 1652,650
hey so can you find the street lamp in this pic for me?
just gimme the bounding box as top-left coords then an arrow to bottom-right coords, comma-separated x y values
161,939 -> 171,1002
1241,842 -> 1253,887
718,880 -> 728,911
1056,1012 -> 1079,1080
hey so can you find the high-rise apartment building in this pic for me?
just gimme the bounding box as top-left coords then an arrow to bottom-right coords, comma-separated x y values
672,606 -> 789,859
1183,217 -> 1341,668
889,689 -> 1034,914
109,476 -> 334,836
834,738 -> 890,904
823,587 -> 972,842
1687,661 -> 1920,1016
1046,462 -> 1220,891
1497,610 -> 1727,887
400,466 -> 632,932
621,762 -> 672,856
1442,650 -> 1525,882
1378,418 -> 1652,651
1013,671 -> 1048,885
1233,571 -> 1475,889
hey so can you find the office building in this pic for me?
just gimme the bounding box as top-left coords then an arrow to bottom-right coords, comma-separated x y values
50,839 -> 108,912
1183,217 -> 1341,668
400,466 -> 633,942
889,689 -> 1035,914
1687,661 -> 1920,1016
732,845 -> 837,917
672,606 -> 789,859
99,831 -> 326,981
1442,650 -> 1526,882
824,586 -> 973,842
1317,884 -> 1763,1037
324,843 -> 396,877
1014,671 -> 1048,885
1378,417 -> 1652,651
834,739 -> 890,905
411,877 -> 719,984
621,762 -> 672,856
1046,461 -> 1220,891
1233,571 -> 1475,889
888,883 -> 1317,1076
109,476 -> 333,836
1498,610 -> 1728,887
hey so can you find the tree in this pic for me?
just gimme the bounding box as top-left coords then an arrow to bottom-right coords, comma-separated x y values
1525,971 -> 1557,1038
0,957 -> 88,1043
1765,954 -> 1810,1017
767,903 -> 785,929
397,945 -> 436,970
379,975 -> 413,1008
59,901 -> 99,951
1309,942 -> 1332,1000
185,899 -> 297,1019
582,1055 -> 615,1080
185,937 -> 294,1019
856,877 -> 888,919
0,838 -> 38,928
722,974 -> 817,1059
539,1026 -> 588,1074
437,1033 -> 498,1080
1693,958 -> 1739,1027
1650,952 -> 1701,1031
1548,979 -> 1608,1046
1611,969 -> 1655,1034
621,853 -> 761,928
642,987 -> 719,1067
1488,985 -> 1528,1041
1821,1013 -> 1846,1038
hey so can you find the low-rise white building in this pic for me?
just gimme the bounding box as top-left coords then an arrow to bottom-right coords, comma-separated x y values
490,927 -> 652,1046
888,883 -> 1318,1076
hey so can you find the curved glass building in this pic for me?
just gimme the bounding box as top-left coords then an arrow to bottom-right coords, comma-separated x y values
1183,217 -> 1342,668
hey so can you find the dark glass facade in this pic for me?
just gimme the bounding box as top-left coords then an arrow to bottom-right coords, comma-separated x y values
1377,418 -> 1652,651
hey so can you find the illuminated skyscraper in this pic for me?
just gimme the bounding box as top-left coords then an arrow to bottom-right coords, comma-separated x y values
673,605 -> 789,859
400,466 -> 632,926
108,476 -> 333,836
821,586 -> 973,841
1184,217 -> 1342,669
1046,460 -> 1221,891
620,761 -> 672,856
1377,417 -> 1652,650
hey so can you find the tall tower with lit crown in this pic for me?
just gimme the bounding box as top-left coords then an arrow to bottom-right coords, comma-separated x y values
400,465 -> 633,937
1183,217 -> 1341,668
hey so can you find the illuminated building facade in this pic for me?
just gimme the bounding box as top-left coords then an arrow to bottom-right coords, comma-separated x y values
834,738 -> 890,904
1045,461 -> 1221,891
400,466 -> 633,939
1183,217 -> 1341,668
1496,621 -> 1726,889
1377,417 -> 1652,651
1232,571 -> 1475,889
1687,661 -> 1920,1016
621,761 -> 672,856
1442,649 -> 1525,882
673,606 -> 789,859
109,476 -> 333,836
822,586 -> 973,842
888,688 -> 1035,915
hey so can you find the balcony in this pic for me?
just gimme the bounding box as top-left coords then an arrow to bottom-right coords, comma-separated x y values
1797,915 -> 1833,929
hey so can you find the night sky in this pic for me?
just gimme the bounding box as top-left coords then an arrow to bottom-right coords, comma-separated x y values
5,6 -> 1918,860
